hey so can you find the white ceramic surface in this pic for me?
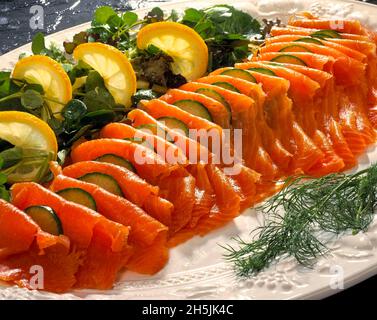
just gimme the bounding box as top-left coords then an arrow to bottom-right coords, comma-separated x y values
1,0 -> 377,300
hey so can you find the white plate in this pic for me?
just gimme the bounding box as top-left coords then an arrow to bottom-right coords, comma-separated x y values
1,0 -> 377,300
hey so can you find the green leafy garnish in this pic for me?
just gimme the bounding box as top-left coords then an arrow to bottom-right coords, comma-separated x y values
0,155 -> 10,201
224,165 -> 377,276
31,32 -> 71,64
0,77 -> 63,127
131,51 -> 187,88
181,5 -> 261,70
63,5 -> 263,86
0,146 -> 54,184
131,89 -> 159,106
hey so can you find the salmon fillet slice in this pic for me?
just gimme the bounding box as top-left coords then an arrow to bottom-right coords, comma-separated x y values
11,183 -> 132,290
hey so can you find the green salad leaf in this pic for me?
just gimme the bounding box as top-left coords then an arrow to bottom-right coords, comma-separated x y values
31,33 -> 71,64
63,5 -> 263,86
94,6 -> 117,25
181,5 -> 261,70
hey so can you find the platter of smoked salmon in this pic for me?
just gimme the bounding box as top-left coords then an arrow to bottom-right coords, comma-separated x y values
2,0 -> 377,299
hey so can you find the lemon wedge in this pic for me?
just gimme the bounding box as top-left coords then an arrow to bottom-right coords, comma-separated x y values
12,55 -> 72,116
0,111 -> 57,183
73,43 -> 137,107
137,21 -> 208,81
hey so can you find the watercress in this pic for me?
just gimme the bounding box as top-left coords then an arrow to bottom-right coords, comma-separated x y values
0,155 -> 10,201
63,5 -> 263,88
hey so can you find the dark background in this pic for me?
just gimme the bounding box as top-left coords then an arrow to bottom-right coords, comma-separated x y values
0,0 -> 377,300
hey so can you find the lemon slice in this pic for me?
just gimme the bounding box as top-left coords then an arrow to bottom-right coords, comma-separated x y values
12,55 -> 72,116
137,21 -> 208,81
73,43 -> 137,107
0,111 -> 57,183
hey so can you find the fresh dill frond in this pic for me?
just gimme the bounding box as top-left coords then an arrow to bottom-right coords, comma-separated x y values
223,164 -> 377,277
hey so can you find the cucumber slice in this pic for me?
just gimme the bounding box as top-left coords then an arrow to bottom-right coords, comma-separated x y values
294,37 -> 323,45
123,137 -> 155,150
136,124 -> 173,142
124,137 -> 144,143
78,172 -> 123,197
195,88 -> 231,114
136,124 -> 159,135
220,68 -> 257,83
248,67 -> 276,76
57,188 -> 97,211
212,82 -> 240,93
311,29 -> 341,39
279,44 -> 311,53
95,154 -> 136,172
157,117 -> 189,136
270,54 -> 307,66
173,100 -> 213,122
25,206 -> 63,236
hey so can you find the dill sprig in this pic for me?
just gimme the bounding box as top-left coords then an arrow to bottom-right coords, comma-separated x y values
223,164 -> 377,277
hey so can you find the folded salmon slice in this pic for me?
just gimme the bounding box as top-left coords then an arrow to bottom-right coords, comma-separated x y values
234,61 -> 333,173
198,74 -> 293,172
267,62 -> 355,168
179,82 -> 279,179
128,109 -> 260,207
265,36 -> 377,128
256,51 -> 374,148
127,109 -> 262,244
270,26 -> 371,41
100,123 -> 188,165
211,68 -> 293,151
11,183 -> 132,290
238,60 -> 369,168
70,140 -> 195,233
159,89 -> 231,129
62,160 -> 172,226
139,98 -> 245,170
0,199 -> 80,292
100,123 -> 214,229
265,35 -> 367,62
49,166 -> 169,275
259,42 -> 366,86
288,16 -> 377,45
288,18 -> 369,35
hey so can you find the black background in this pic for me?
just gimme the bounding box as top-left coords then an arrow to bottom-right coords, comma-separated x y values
0,0 -> 377,300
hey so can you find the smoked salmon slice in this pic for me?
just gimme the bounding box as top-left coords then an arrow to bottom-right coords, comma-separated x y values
179,82 -> 279,178
0,199 -> 80,292
100,122 -> 215,229
126,110 -> 243,243
268,62 -> 356,168
234,61 -> 333,173
11,183 -> 132,290
49,164 -> 169,275
159,89 -> 231,129
62,161 -> 173,227
70,140 -> 195,233
270,26 -> 371,41
259,42 -> 366,86
127,109 -> 262,239
139,98 -> 244,173
288,18 -> 369,35
236,61 -> 358,166
100,122 -> 188,166
197,74 -> 293,172
127,109 -> 260,206
264,35 -> 367,62
254,53 -> 374,148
